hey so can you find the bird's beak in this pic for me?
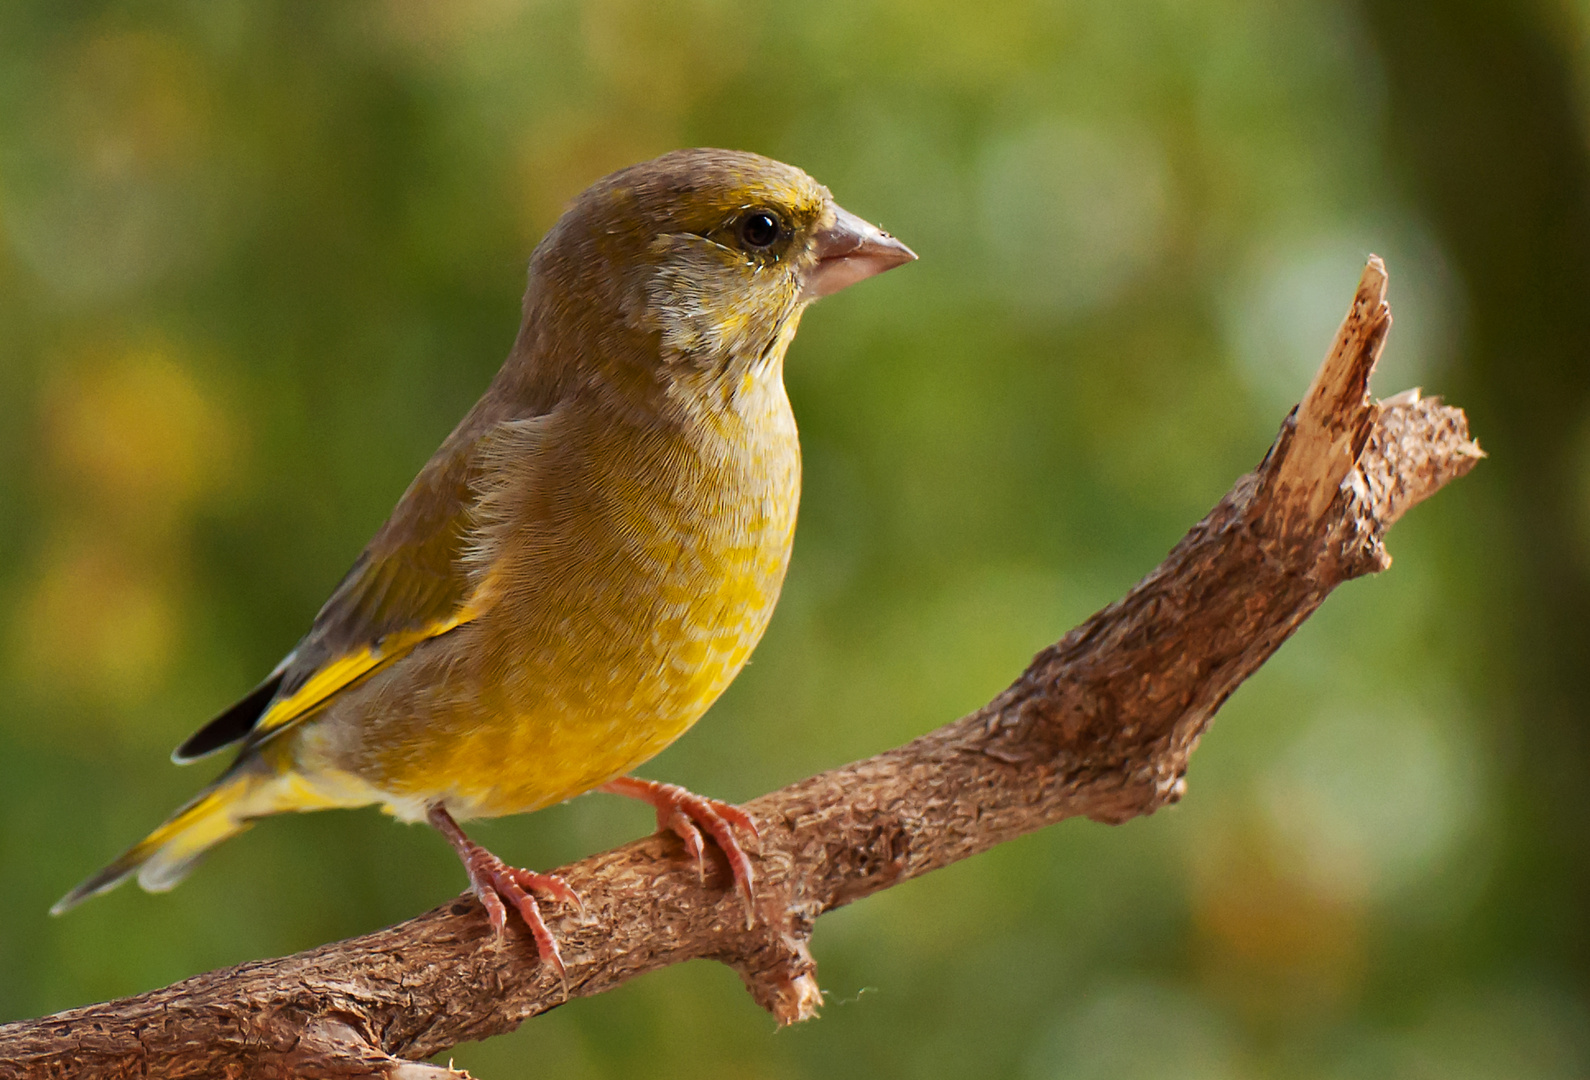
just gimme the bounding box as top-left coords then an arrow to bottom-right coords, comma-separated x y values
801,204 -> 917,301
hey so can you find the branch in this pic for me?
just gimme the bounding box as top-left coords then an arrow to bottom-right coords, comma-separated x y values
0,258 -> 1481,1079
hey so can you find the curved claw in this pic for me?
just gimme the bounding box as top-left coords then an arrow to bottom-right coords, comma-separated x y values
507,866 -> 586,920
485,862 -> 568,980
663,808 -> 706,872
708,799 -> 759,840
601,776 -> 759,926
427,804 -> 581,981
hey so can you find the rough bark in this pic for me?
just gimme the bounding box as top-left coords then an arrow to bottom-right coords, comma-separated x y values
0,259 -> 1481,1079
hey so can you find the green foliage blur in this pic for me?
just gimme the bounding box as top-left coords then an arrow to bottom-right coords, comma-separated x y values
2,1 -> 1588,1076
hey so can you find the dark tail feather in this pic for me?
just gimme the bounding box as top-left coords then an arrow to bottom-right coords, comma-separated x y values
172,671 -> 284,763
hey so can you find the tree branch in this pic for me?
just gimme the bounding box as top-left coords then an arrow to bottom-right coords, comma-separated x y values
0,258 -> 1481,1080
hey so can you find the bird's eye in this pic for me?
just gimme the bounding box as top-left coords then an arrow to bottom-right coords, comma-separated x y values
738,211 -> 782,250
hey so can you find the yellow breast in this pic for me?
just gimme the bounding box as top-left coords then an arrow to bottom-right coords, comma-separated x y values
326,368 -> 800,819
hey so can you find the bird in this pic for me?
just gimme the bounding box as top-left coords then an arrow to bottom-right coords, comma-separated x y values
52,148 -> 915,974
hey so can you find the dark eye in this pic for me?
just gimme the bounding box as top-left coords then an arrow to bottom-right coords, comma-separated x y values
738,211 -> 782,250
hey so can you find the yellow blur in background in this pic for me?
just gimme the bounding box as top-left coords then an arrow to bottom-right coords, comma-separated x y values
1,2 -> 1587,1078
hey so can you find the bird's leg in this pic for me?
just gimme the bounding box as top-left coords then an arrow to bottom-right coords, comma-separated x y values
426,803 -> 582,978
600,776 -> 759,924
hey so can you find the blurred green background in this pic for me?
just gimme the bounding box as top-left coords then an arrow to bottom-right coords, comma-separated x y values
3,0 -> 1588,1076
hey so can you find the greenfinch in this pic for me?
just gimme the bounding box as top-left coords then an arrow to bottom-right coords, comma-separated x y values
53,149 -> 915,972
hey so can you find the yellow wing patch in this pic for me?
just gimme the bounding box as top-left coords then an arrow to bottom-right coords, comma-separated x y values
250,602 -> 483,744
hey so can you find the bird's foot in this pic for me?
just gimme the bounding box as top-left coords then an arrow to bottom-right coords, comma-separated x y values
601,776 -> 759,924
427,804 -> 582,979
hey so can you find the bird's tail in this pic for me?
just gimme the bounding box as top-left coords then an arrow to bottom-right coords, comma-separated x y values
51,763 -> 272,915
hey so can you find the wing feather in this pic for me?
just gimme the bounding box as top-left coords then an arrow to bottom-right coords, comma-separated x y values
173,406 -> 556,760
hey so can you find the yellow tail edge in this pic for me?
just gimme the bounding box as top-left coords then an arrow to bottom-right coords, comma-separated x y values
51,770 -> 262,915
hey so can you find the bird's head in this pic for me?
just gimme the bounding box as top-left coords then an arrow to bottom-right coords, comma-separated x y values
516,149 -> 915,414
